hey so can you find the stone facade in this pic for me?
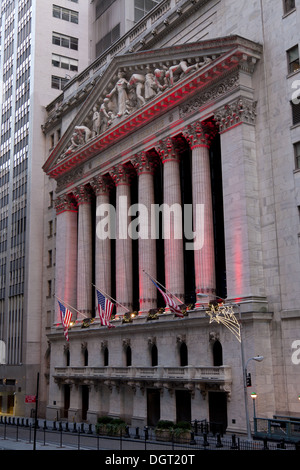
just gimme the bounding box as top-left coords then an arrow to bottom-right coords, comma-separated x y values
41,0 -> 300,435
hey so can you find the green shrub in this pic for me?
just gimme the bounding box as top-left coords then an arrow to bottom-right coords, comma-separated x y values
174,421 -> 191,430
155,420 -> 174,429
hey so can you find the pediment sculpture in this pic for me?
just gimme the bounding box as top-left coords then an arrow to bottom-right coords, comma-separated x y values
58,56 -> 213,162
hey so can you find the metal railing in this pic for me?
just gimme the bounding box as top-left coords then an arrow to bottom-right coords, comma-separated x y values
0,416 -> 298,451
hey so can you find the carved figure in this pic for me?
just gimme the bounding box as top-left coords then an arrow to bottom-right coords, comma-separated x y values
74,125 -> 92,144
92,106 -> 101,136
106,70 -> 130,117
129,73 -> 145,107
100,98 -> 115,132
165,60 -> 199,86
144,71 -> 157,100
154,68 -> 168,92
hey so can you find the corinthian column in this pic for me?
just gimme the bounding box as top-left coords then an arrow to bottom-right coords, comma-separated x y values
156,137 -> 185,303
91,175 -> 112,305
73,185 -> 93,318
110,164 -> 134,315
132,151 -> 158,315
184,121 -> 216,306
55,194 -> 78,323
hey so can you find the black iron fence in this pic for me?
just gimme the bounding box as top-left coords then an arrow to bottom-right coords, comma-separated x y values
0,416 -> 299,451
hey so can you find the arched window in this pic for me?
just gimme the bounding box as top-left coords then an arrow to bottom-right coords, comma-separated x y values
151,344 -> 158,366
126,345 -> 132,367
213,340 -> 223,366
180,342 -> 188,366
104,347 -> 109,366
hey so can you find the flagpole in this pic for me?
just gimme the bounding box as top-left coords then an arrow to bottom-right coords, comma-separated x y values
92,283 -> 131,313
143,270 -> 186,306
54,294 -> 88,319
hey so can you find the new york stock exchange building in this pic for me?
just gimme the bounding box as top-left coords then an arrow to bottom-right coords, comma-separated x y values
42,0 -> 300,435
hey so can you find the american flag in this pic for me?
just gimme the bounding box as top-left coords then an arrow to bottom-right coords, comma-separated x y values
150,279 -> 184,317
96,290 -> 115,328
58,300 -> 73,341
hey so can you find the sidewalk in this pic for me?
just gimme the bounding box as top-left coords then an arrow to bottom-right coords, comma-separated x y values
0,437 -> 74,451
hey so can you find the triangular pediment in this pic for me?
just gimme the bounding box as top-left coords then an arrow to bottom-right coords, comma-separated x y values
43,35 -> 262,178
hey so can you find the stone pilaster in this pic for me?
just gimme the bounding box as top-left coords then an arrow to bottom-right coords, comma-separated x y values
73,185 -> 93,318
214,97 -> 266,308
55,194 -> 78,324
183,121 -> 217,306
110,164 -> 134,315
156,137 -> 185,303
132,151 -> 158,315
91,175 -> 112,306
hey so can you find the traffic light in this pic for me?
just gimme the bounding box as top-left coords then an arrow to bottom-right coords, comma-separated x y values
246,373 -> 252,387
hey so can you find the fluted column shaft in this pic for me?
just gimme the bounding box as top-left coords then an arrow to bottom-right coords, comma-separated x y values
157,138 -> 185,303
55,195 -> 78,323
73,185 -> 93,318
184,122 -> 216,305
132,152 -> 157,315
91,175 -> 112,304
111,164 -> 134,315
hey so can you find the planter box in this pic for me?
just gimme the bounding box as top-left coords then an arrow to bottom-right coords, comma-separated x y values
155,429 -> 172,441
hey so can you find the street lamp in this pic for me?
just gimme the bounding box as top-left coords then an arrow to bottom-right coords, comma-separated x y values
251,392 -> 257,434
242,356 -> 264,440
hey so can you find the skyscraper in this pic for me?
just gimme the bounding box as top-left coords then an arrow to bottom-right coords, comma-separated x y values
0,0 -> 92,417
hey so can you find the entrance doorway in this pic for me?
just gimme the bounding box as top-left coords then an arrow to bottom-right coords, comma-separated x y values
63,384 -> 70,419
208,392 -> 227,433
176,390 -> 191,423
82,385 -> 89,421
147,389 -> 160,426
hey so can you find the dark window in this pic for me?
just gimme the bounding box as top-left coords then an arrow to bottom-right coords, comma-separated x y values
151,344 -> 158,366
283,0 -> 295,14
126,346 -> 132,367
287,45 -> 300,74
51,75 -> 69,90
95,23 -> 120,56
84,349 -> 88,366
95,0 -> 116,18
213,341 -> 223,366
104,347 -> 109,366
180,343 -> 188,366
294,142 -> 300,169
291,100 -> 300,125
134,0 -> 161,23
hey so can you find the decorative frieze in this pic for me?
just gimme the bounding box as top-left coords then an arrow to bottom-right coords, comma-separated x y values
178,72 -> 239,118
214,97 -> 257,132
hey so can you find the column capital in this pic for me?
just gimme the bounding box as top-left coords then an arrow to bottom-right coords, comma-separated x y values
55,194 -> 77,215
156,137 -> 180,163
131,151 -> 158,175
183,120 -> 216,149
90,174 -> 112,196
110,163 -> 135,186
214,97 -> 257,133
72,184 -> 93,205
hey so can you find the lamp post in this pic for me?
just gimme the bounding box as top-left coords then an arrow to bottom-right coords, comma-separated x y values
242,356 -> 263,440
251,392 -> 257,435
